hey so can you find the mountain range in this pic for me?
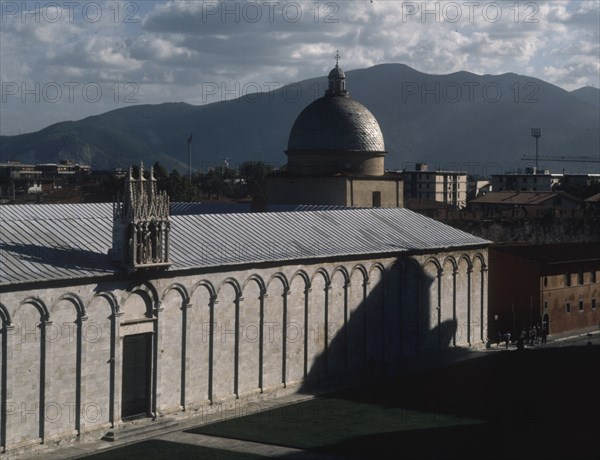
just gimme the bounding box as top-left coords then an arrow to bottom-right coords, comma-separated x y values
1,64 -> 598,174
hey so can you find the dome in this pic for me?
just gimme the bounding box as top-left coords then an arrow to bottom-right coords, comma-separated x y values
284,55 -> 387,176
328,65 -> 346,80
287,95 -> 386,152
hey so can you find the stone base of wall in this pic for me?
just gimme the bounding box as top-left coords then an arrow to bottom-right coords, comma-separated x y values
1,345 -> 486,460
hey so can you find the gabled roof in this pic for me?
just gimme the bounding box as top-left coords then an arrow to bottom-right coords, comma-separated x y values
471,191 -> 582,205
584,192 -> 600,202
0,204 -> 489,286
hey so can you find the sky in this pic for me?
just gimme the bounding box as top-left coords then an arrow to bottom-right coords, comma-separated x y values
1,0 -> 599,135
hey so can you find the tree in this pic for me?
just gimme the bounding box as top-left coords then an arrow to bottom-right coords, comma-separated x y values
239,161 -> 272,196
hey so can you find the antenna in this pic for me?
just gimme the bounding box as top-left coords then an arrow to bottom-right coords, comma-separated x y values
531,128 -> 541,173
187,134 -> 193,180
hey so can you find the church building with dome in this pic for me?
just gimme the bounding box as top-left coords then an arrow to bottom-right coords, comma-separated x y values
268,58 -> 403,208
0,61 -> 489,458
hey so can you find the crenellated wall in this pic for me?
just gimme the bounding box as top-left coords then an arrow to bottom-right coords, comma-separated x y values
0,248 -> 487,456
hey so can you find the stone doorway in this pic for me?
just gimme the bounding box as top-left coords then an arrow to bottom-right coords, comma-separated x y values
121,333 -> 152,419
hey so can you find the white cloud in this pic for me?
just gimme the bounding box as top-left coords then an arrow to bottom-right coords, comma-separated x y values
1,0 -> 598,135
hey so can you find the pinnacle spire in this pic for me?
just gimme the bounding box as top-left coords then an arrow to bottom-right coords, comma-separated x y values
326,50 -> 347,97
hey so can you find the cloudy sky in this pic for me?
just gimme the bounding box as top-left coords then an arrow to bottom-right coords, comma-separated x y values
1,0 -> 598,135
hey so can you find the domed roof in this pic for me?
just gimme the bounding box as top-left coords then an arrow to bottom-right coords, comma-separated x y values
287,95 -> 386,152
328,65 -> 346,80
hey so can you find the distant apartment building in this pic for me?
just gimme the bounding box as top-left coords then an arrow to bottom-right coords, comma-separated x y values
491,169 -> 555,192
585,192 -> 600,210
470,191 -> 582,217
468,179 -> 491,199
555,173 -> 600,194
0,160 -> 91,200
489,243 -> 600,338
402,163 -> 467,209
492,170 -> 600,193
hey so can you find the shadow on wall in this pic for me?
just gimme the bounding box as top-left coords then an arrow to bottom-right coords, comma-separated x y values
299,256 -> 459,392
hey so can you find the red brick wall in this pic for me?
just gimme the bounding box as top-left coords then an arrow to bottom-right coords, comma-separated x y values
542,268 -> 600,334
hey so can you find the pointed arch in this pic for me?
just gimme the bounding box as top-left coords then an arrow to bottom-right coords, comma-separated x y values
456,253 -> 473,346
473,252 -> 487,269
458,254 -> 473,271
331,266 -> 350,286
47,294 -> 83,438
350,264 -> 369,284
187,279 -> 216,404
217,277 -> 242,299
239,274 -> 264,394
385,259 -> 404,273
264,273 -> 288,389
190,279 -> 217,301
214,277 -> 241,398
402,257 -> 422,358
242,274 -> 267,297
406,256 -> 422,271
287,270 -> 310,383
51,293 -> 86,319
161,283 -> 190,305
121,280 -> 160,311
328,265 -> 350,377
0,303 -> 11,325
369,262 -> 386,278
14,296 -> 48,441
442,256 -> 458,272
311,267 -> 331,286
88,291 -> 119,316
18,297 -> 49,321
441,256 -> 458,348
366,262 -> 386,369
423,256 -> 443,274
267,272 -> 290,293
83,291 -> 115,428
290,269 -> 311,291
471,251 -> 487,344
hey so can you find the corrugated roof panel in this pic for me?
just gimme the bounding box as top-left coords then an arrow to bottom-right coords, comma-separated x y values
1,204 -> 489,285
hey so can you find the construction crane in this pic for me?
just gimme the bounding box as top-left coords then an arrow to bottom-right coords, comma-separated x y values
520,155 -> 599,163
521,127 -> 600,171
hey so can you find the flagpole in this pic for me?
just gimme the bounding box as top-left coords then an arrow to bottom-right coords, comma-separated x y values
187,134 -> 193,180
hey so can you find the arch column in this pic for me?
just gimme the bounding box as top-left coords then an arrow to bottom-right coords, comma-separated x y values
111,311 -> 123,426
481,266 -> 488,343
452,268 -> 457,347
257,292 -> 266,392
303,287 -> 311,379
467,267 -> 473,346
75,314 -> 88,435
281,288 -> 290,387
181,300 -> 192,410
343,280 -> 350,373
207,295 -> 217,403
234,295 -> 242,398
436,268 -> 443,351
323,283 -> 331,378
39,319 -> 50,443
152,301 -> 163,419
1,322 -> 14,451
363,280 -> 369,365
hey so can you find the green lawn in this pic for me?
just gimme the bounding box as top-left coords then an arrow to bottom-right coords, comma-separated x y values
188,345 -> 600,459
86,345 -> 600,460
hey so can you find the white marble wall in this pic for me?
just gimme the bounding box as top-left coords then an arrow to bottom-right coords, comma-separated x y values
0,248 -> 487,454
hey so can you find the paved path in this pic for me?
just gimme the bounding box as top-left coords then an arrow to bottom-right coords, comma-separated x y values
155,431 -> 346,459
